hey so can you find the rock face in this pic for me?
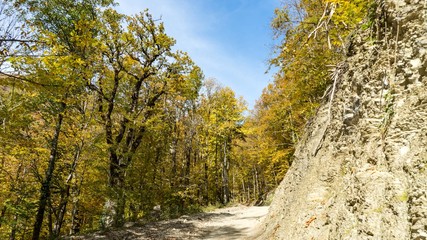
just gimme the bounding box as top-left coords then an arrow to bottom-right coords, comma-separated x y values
256,1 -> 427,239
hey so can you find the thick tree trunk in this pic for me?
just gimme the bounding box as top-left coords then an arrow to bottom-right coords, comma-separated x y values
106,135 -> 145,227
114,188 -> 126,227
32,110 -> 64,240
105,135 -> 145,227
102,87 -> 126,227
104,153 -> 126,228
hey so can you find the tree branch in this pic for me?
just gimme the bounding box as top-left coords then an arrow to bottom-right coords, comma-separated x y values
0,71 -> 60,87
0,38 -> 42,43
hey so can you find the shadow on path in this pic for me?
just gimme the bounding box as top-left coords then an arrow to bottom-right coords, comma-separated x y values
65,206 -> 268,240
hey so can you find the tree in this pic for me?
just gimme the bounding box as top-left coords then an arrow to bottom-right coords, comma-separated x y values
198,80 -> 246,204
6,0 -> 113,238
92,9 -> 203,227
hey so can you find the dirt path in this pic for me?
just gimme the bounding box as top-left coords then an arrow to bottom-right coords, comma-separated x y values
71,205 -> 268,240
195,205 -> 268,240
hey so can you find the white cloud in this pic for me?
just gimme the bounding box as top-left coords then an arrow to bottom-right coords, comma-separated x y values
116,0 -> 278,108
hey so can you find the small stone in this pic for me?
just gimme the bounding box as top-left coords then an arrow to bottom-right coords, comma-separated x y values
344,113 -> 355,124
418,37 -> 427,46
404,48 -> 413,58
410,59 -> 422,70
124,222 -> 136,228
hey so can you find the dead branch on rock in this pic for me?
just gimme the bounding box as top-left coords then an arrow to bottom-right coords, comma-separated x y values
307,2 -> 336,49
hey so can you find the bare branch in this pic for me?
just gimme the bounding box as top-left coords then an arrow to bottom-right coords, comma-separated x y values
0,38 -> 42,43
0,71 -> 60,87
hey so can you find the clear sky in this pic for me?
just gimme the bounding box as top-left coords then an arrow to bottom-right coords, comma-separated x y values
116,0 -> 280,109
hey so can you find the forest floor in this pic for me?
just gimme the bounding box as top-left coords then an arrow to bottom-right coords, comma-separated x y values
68,205 -> 269,240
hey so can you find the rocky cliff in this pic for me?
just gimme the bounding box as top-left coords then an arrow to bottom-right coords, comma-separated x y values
256,0 -> 427,239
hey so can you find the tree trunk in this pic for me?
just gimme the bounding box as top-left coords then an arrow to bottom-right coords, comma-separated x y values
247,185 -> 250,202
47,199 -> 53,238
114,189 -> 126,227
54,200 -> 66,236
105,127 -> 147,227
215,142 -> 221,203
104,117 -> 126,227
204,162 -> 209,204
52,141 -> 83,237
252,171 -> 256,201
69,198 -> 81,235
104,160 -> 126,228
231,172 -> 235,201
9,213 -> 17,240
0,205 -> 6,228
51,183 -> 70,238
170,137 -> 178,187
222,140 -> 229,204
242,180 -> 246,203
184,147 -> 191,186
32,109 -> 64,240
70,145 -> 87,235
254,166 -> 260,203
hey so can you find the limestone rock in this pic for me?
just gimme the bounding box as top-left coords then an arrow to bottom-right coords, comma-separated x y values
255,1 -> 427,239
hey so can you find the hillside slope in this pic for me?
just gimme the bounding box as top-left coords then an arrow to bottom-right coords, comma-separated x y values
255,1 -> 427,239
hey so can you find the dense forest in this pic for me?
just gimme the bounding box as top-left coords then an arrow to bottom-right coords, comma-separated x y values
0,0 -> 371,239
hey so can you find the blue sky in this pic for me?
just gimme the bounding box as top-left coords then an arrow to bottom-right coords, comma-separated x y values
116,0 -> 280,109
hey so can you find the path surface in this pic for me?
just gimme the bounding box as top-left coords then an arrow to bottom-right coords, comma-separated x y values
71,205 -> 268,240
195,205 -> 268,240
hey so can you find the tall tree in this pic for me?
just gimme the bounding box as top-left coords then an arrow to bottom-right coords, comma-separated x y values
198,80 -> 245,204
7,0 -> 113,238
93,9 -> 203,226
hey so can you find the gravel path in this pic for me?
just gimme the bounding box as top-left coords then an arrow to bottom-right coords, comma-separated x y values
70,205 -> 269,240
196,205 -> 268,240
